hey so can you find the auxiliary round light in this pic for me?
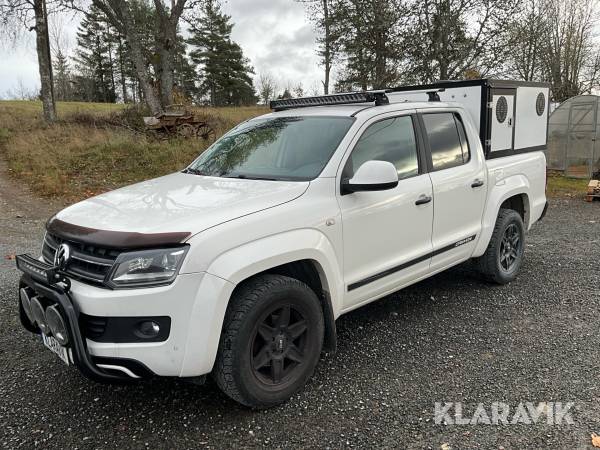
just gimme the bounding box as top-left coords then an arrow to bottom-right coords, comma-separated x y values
46,305 -> 69,346
136,321 -> 160,338
30,297 -> 50,335
19,288 -> 35,325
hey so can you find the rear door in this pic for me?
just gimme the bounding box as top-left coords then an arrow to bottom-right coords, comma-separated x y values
490,88 -> 516,153
418,110 -> 487,271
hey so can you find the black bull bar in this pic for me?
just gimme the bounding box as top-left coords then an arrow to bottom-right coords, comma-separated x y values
16,254 -> 134,382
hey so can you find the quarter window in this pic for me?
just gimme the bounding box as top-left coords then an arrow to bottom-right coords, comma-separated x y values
422,113 -> 470,171
343,116 -> 419,181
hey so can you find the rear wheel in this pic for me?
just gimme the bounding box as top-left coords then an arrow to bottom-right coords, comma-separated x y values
475,208 -> 525,284
213,274 -> 324,408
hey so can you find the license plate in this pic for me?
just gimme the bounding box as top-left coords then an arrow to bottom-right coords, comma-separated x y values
42,334 -> 70,365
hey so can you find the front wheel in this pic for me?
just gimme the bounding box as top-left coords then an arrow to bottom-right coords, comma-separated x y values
475,208 -> 525,284
213,274 -> 324,408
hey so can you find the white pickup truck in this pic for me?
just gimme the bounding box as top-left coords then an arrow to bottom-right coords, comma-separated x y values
16,79 -> 549,408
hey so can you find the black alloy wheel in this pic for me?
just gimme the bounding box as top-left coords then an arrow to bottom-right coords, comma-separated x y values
251,304 -> 309,385
499,223 -> 522,272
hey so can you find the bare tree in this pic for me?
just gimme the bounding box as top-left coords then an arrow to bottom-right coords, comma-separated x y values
6,78 -> 39,100
406,0 -> 520,82
506,0 -> 547,81
542,0 -> 600,100
256,73 -> 277,105
1,0 -> 57,121
90,0 -> 193,114
296,0 -> 339,94
49,14 -> 73,101
48,13 -> 70,56
507,0 -> 600,100
308,80 -> 320,96
293,83 -> 304,97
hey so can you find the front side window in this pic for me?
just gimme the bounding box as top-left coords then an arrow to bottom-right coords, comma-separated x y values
422,113 -> 470,171
343,116 -> 419,180
187,116 -> 354,181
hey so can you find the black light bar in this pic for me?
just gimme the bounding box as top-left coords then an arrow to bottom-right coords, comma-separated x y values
270,91 -> 389,111
16,254 -> 53,283
16,254 -> 71,289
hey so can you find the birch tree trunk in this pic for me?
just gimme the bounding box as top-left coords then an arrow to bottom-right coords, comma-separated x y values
33,0 -> 56,122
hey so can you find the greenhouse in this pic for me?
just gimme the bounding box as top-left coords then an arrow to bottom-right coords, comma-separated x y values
547,95 -> 600,178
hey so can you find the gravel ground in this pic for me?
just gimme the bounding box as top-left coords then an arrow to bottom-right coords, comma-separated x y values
0,165 -> 599,449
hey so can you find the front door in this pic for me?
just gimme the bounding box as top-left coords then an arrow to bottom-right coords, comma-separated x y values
338,113 -> 434,308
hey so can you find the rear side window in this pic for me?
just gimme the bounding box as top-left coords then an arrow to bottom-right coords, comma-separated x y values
422,113 -> 470,171
343,116 -> 419,180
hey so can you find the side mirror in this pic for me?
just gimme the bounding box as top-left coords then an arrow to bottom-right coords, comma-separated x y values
341,160 -> 399,195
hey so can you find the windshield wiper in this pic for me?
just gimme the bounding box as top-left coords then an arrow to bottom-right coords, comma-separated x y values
182,167 -> 207,176
222,174 -> 278,181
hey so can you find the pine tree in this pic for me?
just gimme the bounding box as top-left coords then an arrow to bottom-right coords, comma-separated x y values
53,48 -> 72,101
188,0 -> 257,106
172,32 -> 200,102
73,4 -> 117,102
334,0 -> 407,90
277,88 -> 293,100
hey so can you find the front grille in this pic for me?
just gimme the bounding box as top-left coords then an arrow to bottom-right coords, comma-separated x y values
42,233 -> 120,285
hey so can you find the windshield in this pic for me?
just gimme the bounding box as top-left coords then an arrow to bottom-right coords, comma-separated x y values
186,116 -> 354,181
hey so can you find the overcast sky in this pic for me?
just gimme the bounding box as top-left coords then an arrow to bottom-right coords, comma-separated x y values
0,0 -> 326,98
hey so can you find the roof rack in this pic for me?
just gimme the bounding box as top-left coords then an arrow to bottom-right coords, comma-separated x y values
269,87 -> 449,111
387,87 -> 446,101
270,91 -> 389,111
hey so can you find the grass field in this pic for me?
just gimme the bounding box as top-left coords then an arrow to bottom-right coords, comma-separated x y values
0,101 -> 267,201
0,100 -> 591,202
545,172 -> 589,197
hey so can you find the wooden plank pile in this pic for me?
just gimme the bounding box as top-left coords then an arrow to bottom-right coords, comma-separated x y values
587,179 -> 600,202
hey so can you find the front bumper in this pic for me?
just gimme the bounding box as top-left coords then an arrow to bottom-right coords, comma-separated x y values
16,254 -> 235,381
18,263 -> 147,382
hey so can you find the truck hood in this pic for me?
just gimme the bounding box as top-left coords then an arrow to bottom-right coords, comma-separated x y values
51,173 -> 309,241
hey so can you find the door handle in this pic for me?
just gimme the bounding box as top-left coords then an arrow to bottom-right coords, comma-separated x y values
415,194 -> 432,205
471,179 -> 485,188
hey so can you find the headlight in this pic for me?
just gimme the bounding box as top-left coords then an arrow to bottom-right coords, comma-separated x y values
106,246 -> 189,288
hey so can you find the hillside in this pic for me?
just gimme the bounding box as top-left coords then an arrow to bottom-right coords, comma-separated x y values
0,101 -> 267,202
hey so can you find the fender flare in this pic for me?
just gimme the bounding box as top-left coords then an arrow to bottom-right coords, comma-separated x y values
473,175 -> 531,257
206,228 -> 344,318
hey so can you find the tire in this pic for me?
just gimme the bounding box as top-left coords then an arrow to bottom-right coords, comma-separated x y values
213,274 -> 324,408
475,208 -> 525,284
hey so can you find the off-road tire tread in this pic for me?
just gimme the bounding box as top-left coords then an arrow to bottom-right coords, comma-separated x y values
475,208 -> 524,284
213,274 -> 322,408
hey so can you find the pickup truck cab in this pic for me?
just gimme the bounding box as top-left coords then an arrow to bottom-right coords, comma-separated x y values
16,81 -> 549,408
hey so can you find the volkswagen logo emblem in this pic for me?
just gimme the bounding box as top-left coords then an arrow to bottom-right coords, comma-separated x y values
54,243 -> 71,269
